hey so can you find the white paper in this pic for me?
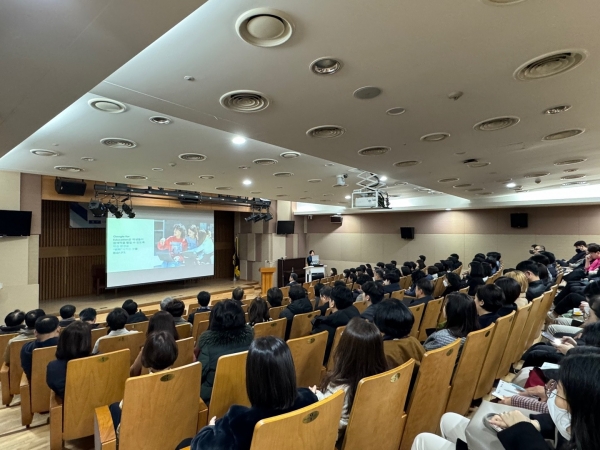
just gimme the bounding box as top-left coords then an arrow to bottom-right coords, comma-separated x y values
491,380 -> 526,399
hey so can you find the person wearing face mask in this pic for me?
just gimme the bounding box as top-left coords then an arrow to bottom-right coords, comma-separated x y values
558,241 -> 587,268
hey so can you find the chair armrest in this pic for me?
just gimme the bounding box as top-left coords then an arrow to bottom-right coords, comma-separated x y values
1,362 -> 11,405
20,372 -> 33,426
94,405 -> 117,450
197,398 -> 209,431
49,391 -> 63,450
19,371 -> 30,389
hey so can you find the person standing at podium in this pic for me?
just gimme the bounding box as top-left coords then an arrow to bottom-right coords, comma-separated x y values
307,250 -> 316,266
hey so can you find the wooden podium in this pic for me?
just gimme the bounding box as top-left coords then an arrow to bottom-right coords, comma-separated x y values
259,267 -> 277,296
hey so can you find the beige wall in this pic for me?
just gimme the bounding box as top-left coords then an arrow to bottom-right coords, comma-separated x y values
306,206 -> 600,272
0,171 -> 40,321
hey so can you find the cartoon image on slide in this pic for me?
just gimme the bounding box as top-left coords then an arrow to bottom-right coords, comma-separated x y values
154,221 -> 214,268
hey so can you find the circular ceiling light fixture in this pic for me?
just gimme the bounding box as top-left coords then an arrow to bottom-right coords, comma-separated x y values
220,90 -> 270,113
474,116 -> 520,131
273,172 -> 293,177
544,105 -> 572,115
125,175 -> 148,180
88,98 -> 127,113
253,158 -> 278,165
306,125 -> 345,138
236,8 -> 293,47
310,57 -> 342,75
345,195 -> 351,200
543,129 -> 585,141
561,174 -> 586,180
54,166 -> 83,172
178,153 -> 207,161
358,146 -> 390,156
563,168 -> 579,173
174,181 -> 194,186
152,168 -> 163,171
515,50 -> 587,81
243,179 -> 252,185
562,181 -> 588,186
353,86 -> 382,100
420,132 -> 450,142
238,166 -> 250,170
149,116 -> 172,125
467,162 -> 491,168
199,175 -> 214,179
555,158 -> 586,166
232,136 -> 246,144
101,138 -> 137,149
30,149 -> 59,157
280,151 -> 300,159
524,172 -> 550,178
394,160 -> 421,168
438,178 -> 459,183
308,179 -> 322,183
386,107 -> 406,116
453,183 -> 472,188
506,182 -> 517,188
215,186 -> 232,190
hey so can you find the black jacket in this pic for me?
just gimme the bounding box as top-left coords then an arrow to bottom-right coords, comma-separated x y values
191,388 -> 317,450
312,305 -> 360,364
58,318 -> 77,328
462,276 -> 485,296
383,283 -> 401,294
496,421 -> 553,450
188,307 -> 211,325
21,337 -> 59,380
478,312 -> 499,328
126,311 -> 148,324
526,280 -> 547,302
360,303 -> 379,322
46,359 -> 68,400
408,295 -> 434,308
280,297 -> 313,339
497,304 -> 517,317
198,326 -> 254,402
441,285 -> 460,298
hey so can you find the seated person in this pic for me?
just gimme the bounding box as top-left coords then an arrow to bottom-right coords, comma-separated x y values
382,272 -> 401,294
287,273 -> 299,287
311,318 -> 388,437
79,307 -> 99,329
46,321 -> 91,400
313,283 -> 325,310
460,261 -> 485,297
515,260 -> 548,301
266,287 -> 283,308
494,277 -> 521,317
198,300 -> 253,403
280,285 -> 313,339
503,270 -> 530,307
540,251 -> 557,280
441,273 -> 462,298
58,305 -> 77,328
474,284 -> 504,328
232,287 -> 245,306
166,299 -> 190,327
330,268 -> 338,277
424,292 -> 479,351
426,266 -> 439,280
0,309 -> 26,335
360,281 -> 385,322
353,274 -> 372,301
160,296 -> 174,311
548,290 -> 600,338
189,336 -> 317,450
188,291 -> 211,324
247,297 -> 271,326
92,308 -> 135,354
311,286 -> 360,364
3,309 -> 44,365
131,311 -> 179,376
315,286 -> 333,316
122,300 -> 148,324
21,315 -> 60,380
374,299 -> 424,368
374,269 -> 385,283
557,240 -> 587,267
408,278 -> 434,307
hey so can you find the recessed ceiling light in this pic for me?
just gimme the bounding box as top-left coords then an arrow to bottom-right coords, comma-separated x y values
323,193 -> 334,196
253,158 -> 278,165
152,168 -> 163,171
199,175 -> 214,179
235,8 -> 293,47
477,192 -> 494,196
563,168 -> 579,173
561,174 -> 586,180
81,157 -> 95,162
220,90 -> 270,113
445,208 -> 452,211
515,50 -> 586,81
306,125 -> 345,138
466,188 -> 484,192
280,151 -> 301,159
562,181 -> 588,186
543,129 -> 584,141
524,172 -> 550,178
30,149 -> 59,157
250,191 -> 261,194
467,162 -> 491,168
454,151 -> 467,155
506,182 -> 517,188
555,159 -> 586,166
174,181 -> 194,186
421,132 -> 450,142
179,153 -> 207,161
308,179 -> 322,183
276,194 -> 288,197
232,136 -> 246,144
299,197 -> 312,200
380,176 -> 388,181
149,116 -> 172,125
54,166 -> 83,172
101,138 -> 137,149
215,186 -> 232,190
544,105 -> 572,115
88,98 -> 127,113
238,166 -> 250,170
358,146 -> 390,156
345,195 -> 351,200
438,178 -> 459,183
453,184 -> 473,188
310,57 -> 342,75
125,175 -> 148,180
273,172 -> 293,177
353,86 -> 382,99
243,179 -> 252,185
474,116 -> 520,131
386,107 -> 406,116
394,160 -> 421,168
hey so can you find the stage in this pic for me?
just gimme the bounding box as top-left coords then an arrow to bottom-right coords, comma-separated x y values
40,278 -> 259,321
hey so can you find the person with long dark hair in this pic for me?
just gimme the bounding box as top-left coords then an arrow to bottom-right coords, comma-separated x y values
474,284 -> 504,328
247,297 -> 271,326
188,336 -> 317,450
311,318 -> 388,436
424,293 -> 480,351
131,311 -> 179,376
461,261 -> 486,296
441,272 -> 462,298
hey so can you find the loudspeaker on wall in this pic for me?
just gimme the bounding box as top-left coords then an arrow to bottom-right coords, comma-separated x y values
510,213 -> 528,229
400,227 -> 415,240
54,178 -> 87,196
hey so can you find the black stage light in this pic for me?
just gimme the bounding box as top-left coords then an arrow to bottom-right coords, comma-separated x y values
106,202 -> 123,218
263,212 -> 273,222
122,202 -> 135,219
88,200 -> 106,217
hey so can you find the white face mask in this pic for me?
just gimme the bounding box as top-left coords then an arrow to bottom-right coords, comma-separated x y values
443,279 -> 449,287
547,392 -> 571,440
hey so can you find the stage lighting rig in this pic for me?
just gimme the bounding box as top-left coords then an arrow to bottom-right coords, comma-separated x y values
106,202 -> 123,218
88,200 -> 107,218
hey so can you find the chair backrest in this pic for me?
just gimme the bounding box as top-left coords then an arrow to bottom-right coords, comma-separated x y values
399,340 -> 461,450
459,287 -> 469,294
417,299 -> 444,342
310,299 -> 316,309
473,311 -> 516,400
193,312 -> 211,342
9,338 -> 35,395
249,389 -> 345,450
496,303 -> 532,379
342,359 -> 415,450
525,290 -> 553,350
353,301 -> 368,314
97,332 -> 145,365
209,351 -> 249,419
125,321 -> 149,334
280,286 -> 290,298
400,276 -> 412,290
514,295 -> 542,363
303,282 -> 310,290
407,304 -> 424,339
90,327 -> 108,349
30,345 -> 57,413
193,321 -> 210,347
141,308 -> 158,316
445,325 -> 495,416
288,310 -> 321,340
269,305 -> 286,319
253,318 -> 287,341
433,277 -> 446,298
175,323 -> 192,339
325,326 -> 346,372
64,349 -> 130,440
173,338 -> 194,368
119,362 -> 201,450
186,303 -> 200,314
391,290 -> 405,301
0,333 -> 17,365
287,331 -> 328,387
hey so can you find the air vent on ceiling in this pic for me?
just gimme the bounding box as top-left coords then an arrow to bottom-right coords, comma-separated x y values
466,188 -> 484,192
515,50 -> 586,81
543,129 -> 584,141
563,168 -> 579,173
101,138 -> 137,149
563,181 -> 588,186
250,191 -> 261,194
280,151 -> 300,159
561,174 -> 585,180
253,158 -> 278,165
88,98 -> 127,113
179,153 -> 207,161
30,149 -> 59,157
421,132 -> 450,142
81,157 -> 95,162
555,158 -> 586,166
299,197 -> 312,200
215,186 -> 232,190
386,107 -> 406,116
544,105 -> 572,115
199,175 -> 214,179
220,90 -> 270,113
438,178 -> 459,183
308,179 -> 322,183
393,182 -> 408,186
474,116 -> 520,131
54,166 -> 83,172
235,8 -> 293,47
306,125 -> 345,138
320,199 -> 331,202
125,175 -> 148,180
358,146 -> 390,156
467,162 -> 490,168
273,172 -> 293,177
174,181 -> 194,186
276,194 -> 288,197
149,116 -> 172,125
310,57 -> 342,75
477,192 -> 494,196
453,184 -> 473,188
524,172 -> 550,178
152,168 -> 163,171
394,160 -> 421,168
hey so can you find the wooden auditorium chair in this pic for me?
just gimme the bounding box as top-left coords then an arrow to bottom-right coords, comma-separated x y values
253,318 -> 287,340
512,295 -> 543,365
50,349 -> 130,450
192,319 -> 210,344
94,362 -> 206,450
391,290 -> 405,301
407,305 -> 424,339
91,328 -> 108,349
20,345 -> 57,426
208,351 -> 249,419
125,321 -> 149,334
0,333 -> 17,368
175,323 -> 192,339
97,332 -> 145,365
288,310 -> 321,340
325,326 -> 345,372
1,337 -> 35,406
417,298 -> 444,342
287,331 -> 328,387
524,290 -> 553,350
268,305 -> 286,319
495,302 -> 532,379
353,300 -> 368,315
